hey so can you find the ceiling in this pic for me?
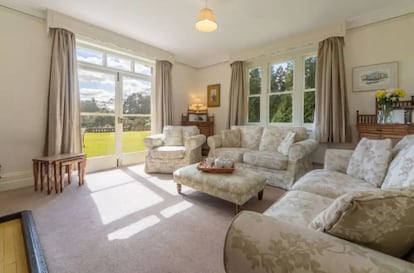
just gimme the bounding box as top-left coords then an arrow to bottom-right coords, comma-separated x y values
1,0 -> 414,68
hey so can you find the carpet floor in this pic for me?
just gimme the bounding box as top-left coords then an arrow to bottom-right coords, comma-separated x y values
0,164 -> 285,273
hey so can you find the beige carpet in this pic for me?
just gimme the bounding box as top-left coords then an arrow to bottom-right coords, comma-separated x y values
0,164 -> 285,273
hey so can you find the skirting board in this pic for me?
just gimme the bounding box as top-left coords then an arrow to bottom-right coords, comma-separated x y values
0,170 -> 32,192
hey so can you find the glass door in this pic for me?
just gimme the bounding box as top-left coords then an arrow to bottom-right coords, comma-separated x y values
118,75 -> 152,165
79,68 -> 118,172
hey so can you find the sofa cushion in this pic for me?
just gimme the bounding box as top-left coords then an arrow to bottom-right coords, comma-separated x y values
310,189 -> 414,257
382,144 -> 414,189
259,127 -> 308,152
346,138 -> 393,187
292,169 -> 376,199
150,146 -> 186,159
211,147 -> 252,162
243,151 -> 288,170
221,128 -> 241,147
277,131 -> 296,155
231,126 -> 263,149
392,135 -> 414,158
181,126 -> 199,142
264,190 -> 333,226
163,127 -> 183,146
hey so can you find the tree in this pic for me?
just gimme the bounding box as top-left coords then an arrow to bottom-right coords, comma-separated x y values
123,92 -> 151,114
249,68 -> 261,95
80,98 -> 99,113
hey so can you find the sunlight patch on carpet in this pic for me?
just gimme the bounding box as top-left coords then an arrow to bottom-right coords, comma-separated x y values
87,169 -> 136,192
107,215 -> 160,240
160,200 -> 193,218
91,183 -> 163,224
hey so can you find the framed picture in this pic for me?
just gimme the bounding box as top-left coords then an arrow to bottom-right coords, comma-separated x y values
188,113 -> 208,122
207,84 -> 220,107
353,62 -> 398,92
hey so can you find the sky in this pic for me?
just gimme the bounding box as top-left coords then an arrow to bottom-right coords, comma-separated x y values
77,48 -> 152,112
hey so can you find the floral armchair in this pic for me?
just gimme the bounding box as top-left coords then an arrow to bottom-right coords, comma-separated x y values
143,126 -> 206,174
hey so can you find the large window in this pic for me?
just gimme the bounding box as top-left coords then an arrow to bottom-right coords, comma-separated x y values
246,51 -> 316,127
77,42 -> 153,159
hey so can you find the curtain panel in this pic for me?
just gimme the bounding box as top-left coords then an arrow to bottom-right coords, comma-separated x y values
154,60 -> 173,134
314,37 -> 351,143
46,28 -> 81,155
227,61 -> 245,128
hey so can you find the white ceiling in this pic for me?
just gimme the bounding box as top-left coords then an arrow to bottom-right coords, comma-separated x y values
1,0 -> 414,68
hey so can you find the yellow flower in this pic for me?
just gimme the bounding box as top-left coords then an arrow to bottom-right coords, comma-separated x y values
375,90 -> 387,98
393,89 -> 406,98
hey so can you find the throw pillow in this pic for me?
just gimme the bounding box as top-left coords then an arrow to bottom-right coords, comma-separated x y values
346,138 -> 392,187
221,129 -> 241,147
277,131 -> 296,156
392,135 -> 414,158
382,144 -> 414,189
310,189 -> 414,257
163,127 -> 183,146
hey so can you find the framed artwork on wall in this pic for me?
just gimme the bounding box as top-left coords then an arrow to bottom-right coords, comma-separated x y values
207,84 -> 220,107
188,113 -> 208,122
352,62 -> 398,92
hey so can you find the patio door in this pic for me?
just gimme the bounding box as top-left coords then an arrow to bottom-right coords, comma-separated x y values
79,68 -> 152,172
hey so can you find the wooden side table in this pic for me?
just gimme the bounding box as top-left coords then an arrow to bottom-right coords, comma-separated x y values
32,153 -> 86,194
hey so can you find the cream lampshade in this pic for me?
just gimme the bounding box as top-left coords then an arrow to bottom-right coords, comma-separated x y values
195,6 -> 217,32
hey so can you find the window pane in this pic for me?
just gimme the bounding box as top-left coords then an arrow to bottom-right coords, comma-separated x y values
76,47 -> 103,65
269,94 -> 292,122
107,54 -> 132,71
248,67 -> 262,95
79,69 -> 116,113
304,91 -> 315,123
81,115 -> 115,157
304,56 -> 317,90
134,63 -> 152,76
248,97 -> 260,122
122,117 -> 151,153
270,61 -> 294,92
122,77 -> 151,114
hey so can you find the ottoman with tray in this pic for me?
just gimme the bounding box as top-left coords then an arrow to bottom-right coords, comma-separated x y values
173,163 -> 266,213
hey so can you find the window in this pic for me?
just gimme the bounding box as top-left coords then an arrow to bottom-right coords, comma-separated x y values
76,41 -> 154,158
247,67 -> 262,123
246,51 -> 317,127
303,56 -> 316,123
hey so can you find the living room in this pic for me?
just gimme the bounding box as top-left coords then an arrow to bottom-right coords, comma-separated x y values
0,0 -> 414,272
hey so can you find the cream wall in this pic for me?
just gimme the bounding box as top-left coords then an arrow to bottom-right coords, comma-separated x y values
0,7 -> 52,190
345,13 -> 414,141
193,62 -> 232,134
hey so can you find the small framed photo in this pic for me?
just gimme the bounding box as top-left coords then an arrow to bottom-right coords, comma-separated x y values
188,113 -> 208,122
207,84 -> 220,107
352,62 -> 398,92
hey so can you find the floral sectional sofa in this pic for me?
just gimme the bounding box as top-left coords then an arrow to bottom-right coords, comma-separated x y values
207,126 -> 319,189
223,136 -> 414,273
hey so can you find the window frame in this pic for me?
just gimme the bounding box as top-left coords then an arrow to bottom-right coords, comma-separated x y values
245,48 -> 317,129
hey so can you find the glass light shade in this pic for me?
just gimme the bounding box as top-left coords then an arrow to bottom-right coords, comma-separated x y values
195,8 -> 217,32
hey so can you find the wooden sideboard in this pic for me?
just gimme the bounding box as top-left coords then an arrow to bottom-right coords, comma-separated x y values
357,96 -> 414,144
181,114 -> 214,156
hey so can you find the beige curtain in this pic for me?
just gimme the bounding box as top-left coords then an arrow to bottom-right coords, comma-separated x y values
46,28 -> 81,155
154,60 -> 173,133
314,37 -> 352,143
227,61 -> 245,128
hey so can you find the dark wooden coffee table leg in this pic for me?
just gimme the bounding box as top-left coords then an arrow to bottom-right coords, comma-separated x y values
177,183 -> 182,194
258,190 -> 264,200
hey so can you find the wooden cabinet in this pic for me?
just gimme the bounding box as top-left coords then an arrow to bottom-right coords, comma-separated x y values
357,124 -> 414,145
181,114 -> 214,156
357,96 -> 414,145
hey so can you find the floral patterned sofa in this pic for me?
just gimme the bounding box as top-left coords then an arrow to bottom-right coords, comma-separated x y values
144,125 -> 206,173
223,136 -> 414,273
207,126 -> 319,189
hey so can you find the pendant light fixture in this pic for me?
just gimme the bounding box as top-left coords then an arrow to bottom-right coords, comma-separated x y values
195,0 -> 218,32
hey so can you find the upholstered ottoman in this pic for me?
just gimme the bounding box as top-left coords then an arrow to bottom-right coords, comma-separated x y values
173,163 -> 266,212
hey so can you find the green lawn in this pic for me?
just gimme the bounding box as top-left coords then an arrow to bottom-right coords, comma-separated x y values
83,131 -> 151,157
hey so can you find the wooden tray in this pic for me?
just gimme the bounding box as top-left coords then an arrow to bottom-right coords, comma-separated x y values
197,162 -> 235,173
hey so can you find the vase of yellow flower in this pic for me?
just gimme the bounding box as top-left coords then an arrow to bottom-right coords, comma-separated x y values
375,89 -> 406,124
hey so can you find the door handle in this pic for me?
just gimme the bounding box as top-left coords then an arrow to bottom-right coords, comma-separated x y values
117,117 -> 124,124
